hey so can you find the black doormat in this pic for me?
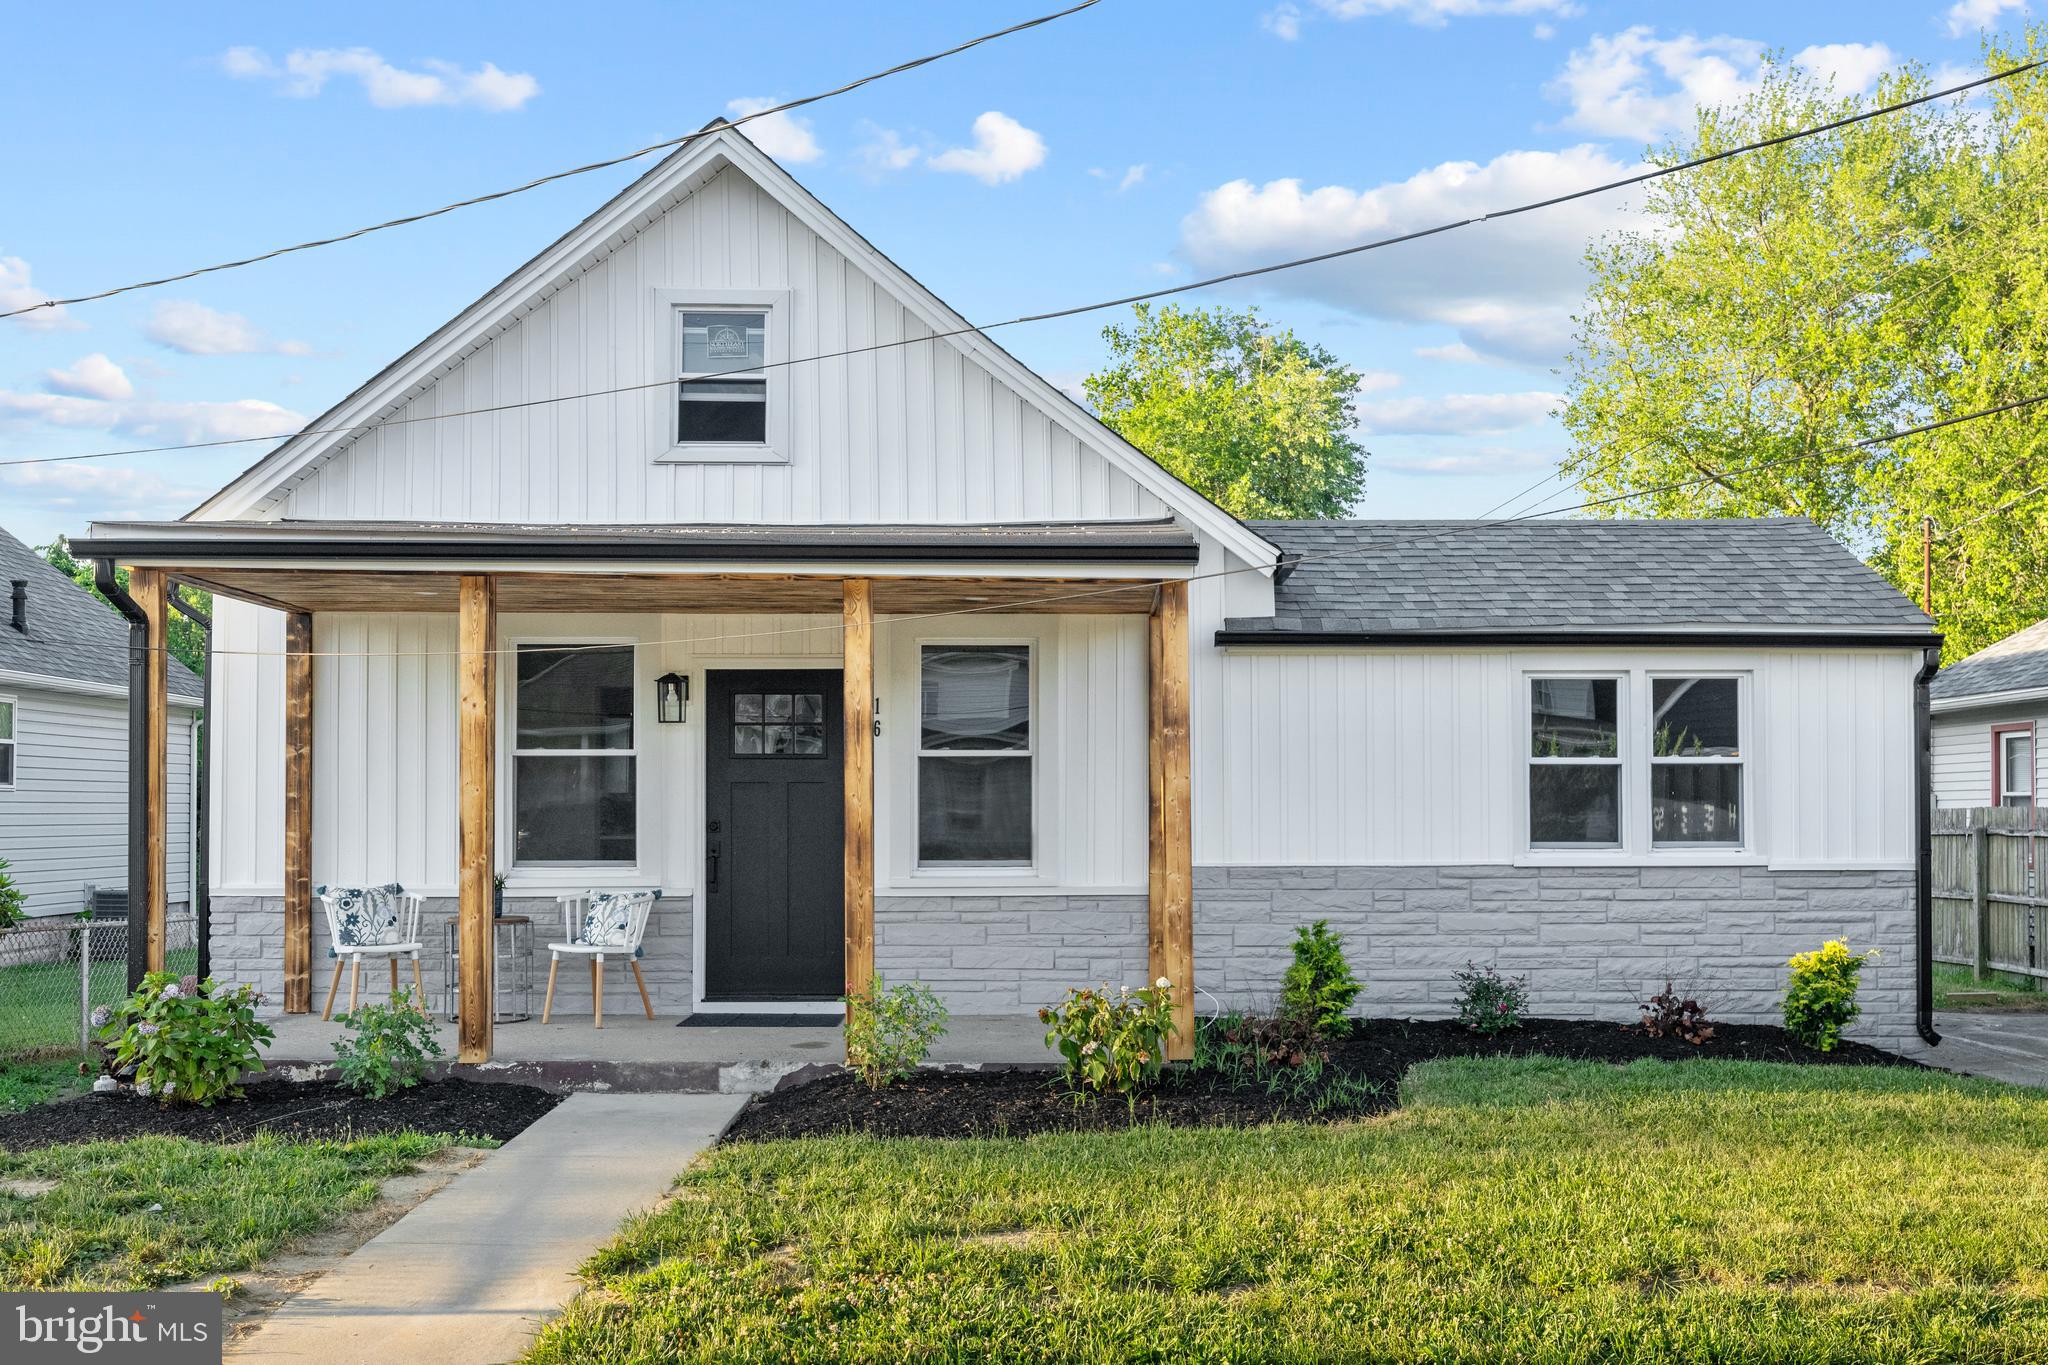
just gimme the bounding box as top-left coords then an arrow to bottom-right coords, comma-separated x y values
679,1013 -> 839,1028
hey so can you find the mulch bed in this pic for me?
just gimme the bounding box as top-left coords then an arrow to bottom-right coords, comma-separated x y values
725,1016 -> 1919,1142
0,1076 -> 564,1150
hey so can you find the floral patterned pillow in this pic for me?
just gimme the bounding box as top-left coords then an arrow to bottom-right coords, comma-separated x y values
581,892 -> 647,948
320,884 -> 407,947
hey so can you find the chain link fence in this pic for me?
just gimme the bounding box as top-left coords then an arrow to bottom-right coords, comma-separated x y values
0,913 -> 199,1058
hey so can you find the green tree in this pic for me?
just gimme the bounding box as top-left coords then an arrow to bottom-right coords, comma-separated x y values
39,536 -> 211,676
1086,303 -> 1369,519
1561,32 -> 2048,660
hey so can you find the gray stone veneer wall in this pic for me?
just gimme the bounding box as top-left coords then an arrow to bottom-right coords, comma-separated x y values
875,896 -> 1151,1014
209,894 -> 695,1017
1196,865 -> 1918,1048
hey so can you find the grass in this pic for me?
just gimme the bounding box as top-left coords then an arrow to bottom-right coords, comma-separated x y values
0,1059 -> 88,1113
1935,961 -> 2048,1012
0,1130 -> 467,1290
0,944 -> 199,1056
528,1058 -> 2048,1364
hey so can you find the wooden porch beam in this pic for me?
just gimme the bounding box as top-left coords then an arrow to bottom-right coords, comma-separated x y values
282,612 -> 314,1011
457,575 -> 497,1063
1149,580 -> 1194,1061
843,579 -> 875,1037
131,570 -> 170,977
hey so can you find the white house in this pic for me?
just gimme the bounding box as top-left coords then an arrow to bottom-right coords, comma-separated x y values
0,526 -> 201,929
1931,619 -> 2048,813
71,123 -> 1940,1059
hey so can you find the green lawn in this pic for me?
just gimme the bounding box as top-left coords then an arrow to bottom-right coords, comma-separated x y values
1936,961 -> 2048,1012
0,1131 -> 462,1290
0,1059 -> 87,1113
529,1058 -> 2048,1364
0,945 -> 199,1057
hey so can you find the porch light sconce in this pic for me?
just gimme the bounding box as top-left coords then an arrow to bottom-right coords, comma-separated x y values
656,672 -> 689,724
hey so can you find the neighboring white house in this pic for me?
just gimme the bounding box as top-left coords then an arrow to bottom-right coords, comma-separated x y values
0,526 -> 202,924
1931,618 -> 2048,813
73,122 -> 1940,1051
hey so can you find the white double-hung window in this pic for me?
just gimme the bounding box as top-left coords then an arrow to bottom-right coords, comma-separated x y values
511,644 -> 637,866
653,289 -> 790,462
917,644 -> 1033,867
1528,677 -> 1622,847
0,694 -> 15,788
1648,677 -> 1743,847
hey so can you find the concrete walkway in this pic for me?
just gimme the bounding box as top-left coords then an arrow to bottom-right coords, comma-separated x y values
1909,1011 -> 2048,1088
231,1092 -> 746,1365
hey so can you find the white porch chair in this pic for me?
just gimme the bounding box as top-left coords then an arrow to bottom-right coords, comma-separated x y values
544,891 -> 660,1028
314,883 -> 426,1020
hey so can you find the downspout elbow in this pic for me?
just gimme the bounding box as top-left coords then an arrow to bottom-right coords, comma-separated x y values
94,558 -> 148,627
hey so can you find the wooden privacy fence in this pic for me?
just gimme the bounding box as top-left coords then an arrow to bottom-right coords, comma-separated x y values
1933,806 -> 2048,981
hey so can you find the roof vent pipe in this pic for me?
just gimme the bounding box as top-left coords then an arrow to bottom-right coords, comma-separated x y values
9,579 -> 25,633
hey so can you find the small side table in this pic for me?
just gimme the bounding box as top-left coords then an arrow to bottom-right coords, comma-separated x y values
442,915 -> 534,1024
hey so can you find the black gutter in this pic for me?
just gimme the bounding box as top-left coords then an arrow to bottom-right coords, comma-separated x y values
1915,644 -> 1942,1047
94,558 -> 153,992
69,535 -> 1201,566
1214,628 -> 1947,651
168,584 -> 211,983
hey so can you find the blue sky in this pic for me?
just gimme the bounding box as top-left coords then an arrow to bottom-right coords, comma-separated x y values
0,0 -> 2031,545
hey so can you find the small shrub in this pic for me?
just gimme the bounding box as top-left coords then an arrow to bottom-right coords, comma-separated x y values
1281,920 -> 1362,1038
0,858 -> 25,933
1784,940 -> 1877,1052
842,979 -> 949,1088
1639,980 -> 1714,1045
98,972 -> 273,1106
1452,962 -> 1529,1036
1194,1010 -> 1379,1114
333,989 -> 444,1098
1039,978 -> 1177,1097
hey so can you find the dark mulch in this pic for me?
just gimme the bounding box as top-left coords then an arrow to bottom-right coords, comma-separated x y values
0,1076 -> 564,1150
726,1016 -> 1919,1142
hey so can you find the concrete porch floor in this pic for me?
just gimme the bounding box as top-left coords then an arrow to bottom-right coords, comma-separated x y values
261,1009 -> 1056,1093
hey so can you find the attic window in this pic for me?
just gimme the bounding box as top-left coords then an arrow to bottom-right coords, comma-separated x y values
653,289 -> 790,464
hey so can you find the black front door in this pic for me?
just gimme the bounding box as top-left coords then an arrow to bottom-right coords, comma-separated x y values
704,669 -> 844,1001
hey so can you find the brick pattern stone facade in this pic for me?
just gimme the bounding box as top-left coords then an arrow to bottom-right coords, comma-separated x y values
209,894 -> 695,1016
1195,865 -> 1918,1047
875,895 -> 1151,1014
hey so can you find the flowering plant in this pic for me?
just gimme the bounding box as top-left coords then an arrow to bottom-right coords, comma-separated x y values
1039,978 -> 1177,1096
334,989 -> 444,1098
842,979 -> 949,1088
99,971 -> 273,1105
1452,962 -> 1529,1036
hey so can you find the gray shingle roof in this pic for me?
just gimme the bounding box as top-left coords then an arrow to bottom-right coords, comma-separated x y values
1222,518 -> 1934,640
1932,618 -> 2048,703
0,527 -> 203,700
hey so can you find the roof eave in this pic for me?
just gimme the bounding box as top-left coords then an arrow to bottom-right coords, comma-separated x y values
1215,627 -> 1945,650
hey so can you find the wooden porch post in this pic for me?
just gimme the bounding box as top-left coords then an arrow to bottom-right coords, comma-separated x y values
1149,580 -> 1194,1061
843,579 -> 875,1034
457,575 -> 497,1063
131,570 -> 170,976
283,612 -> 314,1012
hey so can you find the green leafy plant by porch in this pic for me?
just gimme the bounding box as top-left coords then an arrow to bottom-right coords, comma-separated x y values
99,973 -> 273,1106
1280,920 -> 1361,1038
333,989 -> 444,1099
842,980 -> 948,1089
1039,980 -> 1176,1096
1784,940 -> 1877,1052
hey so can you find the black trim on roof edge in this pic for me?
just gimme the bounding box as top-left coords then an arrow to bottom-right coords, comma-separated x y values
71,535 -> 1200,567
1214,628 -> 1944,650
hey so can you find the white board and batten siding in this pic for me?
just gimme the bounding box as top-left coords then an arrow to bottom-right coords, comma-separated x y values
1,682 -> 198,918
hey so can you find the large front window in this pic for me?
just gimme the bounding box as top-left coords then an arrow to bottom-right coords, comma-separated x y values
1529,677 -> 1621,847
1650,677 -> 1743,847
513,644 -> 636,864
917,644 -> 1032,866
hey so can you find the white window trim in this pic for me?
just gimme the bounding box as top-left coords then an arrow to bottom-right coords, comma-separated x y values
0,691 -> 15,791
1518,668 -> 1757,862
1646,672 -> 1748,852
1525,673 -> 1627,853
502,636 -> 647,880
911,638 -> 1040,877
650,287 -> 791,464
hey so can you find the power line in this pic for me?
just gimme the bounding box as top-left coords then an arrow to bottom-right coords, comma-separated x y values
4,56 -> 2039,473
0,0 -> 1106,323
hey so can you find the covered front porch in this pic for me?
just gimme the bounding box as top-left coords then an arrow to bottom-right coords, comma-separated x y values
76,520 -> 1198,1065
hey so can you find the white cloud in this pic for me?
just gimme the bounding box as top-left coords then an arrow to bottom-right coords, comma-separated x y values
43,354 -> 133,401
929,111 -> 1047,185
1089,163 -> 1150,191
1945,0 -> 2028,38
725,97 -> 821,163
1178,145 -> 1645,365
221,46 -> 539,111
1356,369 -> 1405,393
1263,4 -> 1304,39
855,123 -> 925,177
1414,341 -> 1484,363
0,255 -> 85,332
0,389 -> 307,445
1312,0 -> 1580,27
144,300 -> 310,357
1374,444 -> 1556,475
1353,390 -> 1562,434
1547,28 -> 1894,139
